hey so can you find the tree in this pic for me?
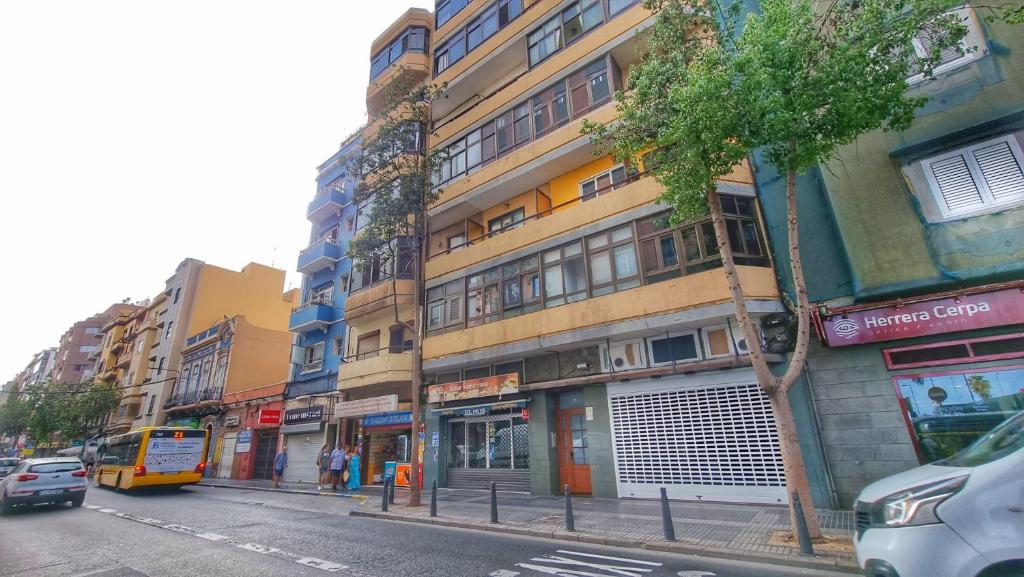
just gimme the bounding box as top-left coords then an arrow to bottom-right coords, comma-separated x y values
350,71 -> 446,507
585,0 -> 970,538
967,375 -> 992,401
19,380 -> 119,447
0,393 -> 32,439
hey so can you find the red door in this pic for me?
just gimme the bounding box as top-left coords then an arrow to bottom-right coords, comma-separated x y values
557,408 -> 592,494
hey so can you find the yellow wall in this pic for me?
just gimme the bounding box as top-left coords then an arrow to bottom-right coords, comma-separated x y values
188,262 -> 295,336
548,156 -> 617,209
423,266 -> 779,360
223,317 -> 293,395
480,189 -> 539,228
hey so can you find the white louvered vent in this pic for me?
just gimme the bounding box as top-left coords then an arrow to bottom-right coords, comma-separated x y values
922,134 -> 1024,219
610,383 -> 784,490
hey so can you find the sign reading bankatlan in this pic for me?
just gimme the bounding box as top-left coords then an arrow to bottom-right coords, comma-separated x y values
427,373 -> 519,404
819,286 -> 1024,347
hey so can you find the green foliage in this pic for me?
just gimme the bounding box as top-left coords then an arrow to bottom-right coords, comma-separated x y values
0,394 -> 32,438
585,0 -> 970,220
15,380 -> 120,444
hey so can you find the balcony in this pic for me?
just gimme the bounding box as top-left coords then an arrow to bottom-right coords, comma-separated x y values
297,238 -> 343,276
366,50 -> 431,117
345,279 -> 416,324
338,350 -> 412,390
288,301 -> 336,333
307,188 -> 348,223
163,387 -> 223,413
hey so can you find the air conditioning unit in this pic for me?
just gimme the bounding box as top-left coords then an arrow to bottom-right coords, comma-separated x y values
600,340 -> 647,373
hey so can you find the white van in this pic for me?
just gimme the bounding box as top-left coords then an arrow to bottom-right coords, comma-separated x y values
854,410 -> 1024,577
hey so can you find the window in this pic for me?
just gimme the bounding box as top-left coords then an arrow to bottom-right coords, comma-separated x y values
586,226 -> 640,296
528,2 -> 603,67
165,321 -> 174,339
334,336 -> 345,356
173,287 -> 181,304
496,109 -> 514,155
579,164 -> 635,199
355,194 -> 375,230
427,280 -> 465,333
500,256 -> 542,316
435,0 -> 522,74
436,0 -> 468,29
157,357 -> 165,376
648,332 -> 701,365
79,345 -> 98,353
85,327 -> 99,334
467,5 -> 497,51
488,207 -> 526,235
389,325 -> 413,353
532,81 -> 569,137
464,365 -> 491,380
370,26 -> 429,80
543,241 -> 587,307
302,342 -> 325,372
908,8 -> 985,84
528,15 -> 562,67
920,134 -> 1024,219
447,233 -> 467,251
467,268 -> 501,326
608,0 -> 638,16
569,59 -> 611,119
356,332 -> 380,360
703,325 -> 736,358
308,284 -> 334,305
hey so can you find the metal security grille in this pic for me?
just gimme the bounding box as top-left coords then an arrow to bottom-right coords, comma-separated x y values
610,383 -> 784,491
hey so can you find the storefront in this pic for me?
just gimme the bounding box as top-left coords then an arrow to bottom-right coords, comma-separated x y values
428,373 -> 531,491
215,402 -> 283,480
281,404 -> 327,484
362,411 -> 412,486
814,281 -> 1024,506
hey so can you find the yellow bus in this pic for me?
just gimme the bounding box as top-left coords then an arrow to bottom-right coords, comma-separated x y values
95,427 -> 209,491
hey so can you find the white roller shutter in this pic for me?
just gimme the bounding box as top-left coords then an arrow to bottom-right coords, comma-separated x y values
607,369 -> 787,504
218,434 -> 236,479
283,434 -> 322,484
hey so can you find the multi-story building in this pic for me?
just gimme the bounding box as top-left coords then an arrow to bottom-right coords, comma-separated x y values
281,131 -> 363,482
343,2 -> 833,504
94,303 -> 149,436
136,259 -> 299,428
757,8 -> 1024,507
52,304 -> 135,384
13,348 -> 57,391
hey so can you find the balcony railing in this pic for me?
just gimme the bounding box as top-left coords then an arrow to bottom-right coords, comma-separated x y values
288,300 -> 336,333
300,360 -> 324,374
297,237 -> 344,276
307,188 -> 348,223
163,386 -> 223,411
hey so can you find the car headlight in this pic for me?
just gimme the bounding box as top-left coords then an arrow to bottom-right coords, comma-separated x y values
876,475 -> 969,527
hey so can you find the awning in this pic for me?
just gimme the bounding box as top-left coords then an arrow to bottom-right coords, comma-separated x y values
281,422 -> 324,435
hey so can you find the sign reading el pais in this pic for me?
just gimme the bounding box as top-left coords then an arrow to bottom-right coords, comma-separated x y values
819,286 -> 1024,347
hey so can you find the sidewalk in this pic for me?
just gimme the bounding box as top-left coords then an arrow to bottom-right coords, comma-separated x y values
198,478 -> 858,573
197,478 -> 371,501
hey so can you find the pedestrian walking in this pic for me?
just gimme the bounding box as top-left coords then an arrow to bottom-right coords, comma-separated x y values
316,443 -> 331,490
347,445 -> 361,491
272,445 -> 288,488
329,443 -> 346,491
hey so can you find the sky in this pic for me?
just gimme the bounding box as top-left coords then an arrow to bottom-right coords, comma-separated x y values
0,0 -> 432,382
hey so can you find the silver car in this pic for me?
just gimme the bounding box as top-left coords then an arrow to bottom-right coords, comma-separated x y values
0,458 -> 19,478
0,457 -> 88,514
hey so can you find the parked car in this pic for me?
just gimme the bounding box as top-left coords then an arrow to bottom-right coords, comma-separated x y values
854,410 -> 1024,577
0,457 -> 88,514
0,458 -> 20,478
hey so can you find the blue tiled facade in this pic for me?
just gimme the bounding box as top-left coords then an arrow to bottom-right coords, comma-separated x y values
287,133 -> 361,399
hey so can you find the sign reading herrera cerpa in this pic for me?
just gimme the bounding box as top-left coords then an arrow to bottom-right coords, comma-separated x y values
819,286 -> 1024,347
427,373 -> 519,404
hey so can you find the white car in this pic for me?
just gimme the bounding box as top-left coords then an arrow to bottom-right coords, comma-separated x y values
0,457 -> 88,514
854,410 -> 1024,577
0,458 -> 19,478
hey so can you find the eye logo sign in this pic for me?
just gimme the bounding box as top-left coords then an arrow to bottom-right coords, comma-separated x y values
832,318 -> 860,339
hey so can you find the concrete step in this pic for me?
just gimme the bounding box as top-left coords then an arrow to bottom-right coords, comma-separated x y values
446,469 -> 530,492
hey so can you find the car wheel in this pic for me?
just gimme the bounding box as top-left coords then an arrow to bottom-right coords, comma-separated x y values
69,495 -> 84,508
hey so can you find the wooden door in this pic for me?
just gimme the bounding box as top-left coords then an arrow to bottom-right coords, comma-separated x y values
557,409 -> 592,494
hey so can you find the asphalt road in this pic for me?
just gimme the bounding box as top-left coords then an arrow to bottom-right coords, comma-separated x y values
0,485 -> 849,577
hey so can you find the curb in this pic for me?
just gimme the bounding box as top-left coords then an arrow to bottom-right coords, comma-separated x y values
349,509 -> 860,574
197,482 -> 369,501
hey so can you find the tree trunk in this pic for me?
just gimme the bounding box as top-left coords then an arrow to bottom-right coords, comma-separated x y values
778,146 -> 813,392
706,183 -> 821,538
768,387 -> 822,539
407,218 -> 425,507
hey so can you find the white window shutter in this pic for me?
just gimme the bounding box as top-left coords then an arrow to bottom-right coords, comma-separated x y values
929,154 -> 985,213
972,140 -> 1024,202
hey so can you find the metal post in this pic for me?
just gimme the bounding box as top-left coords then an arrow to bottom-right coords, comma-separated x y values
564,484 -> 575,532
381,478 -> 389,512
430,480 -> 437,518
490,482 -> 498,524
792,491 -> 815,557
660,487 -> 676,541
389,478 -> 396,505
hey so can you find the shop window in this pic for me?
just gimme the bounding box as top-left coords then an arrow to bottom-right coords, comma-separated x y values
543,241 -> 587,307
647,332 -> 701,365
447,410 -> 529,470
356,332 -> 379,361
894,366 -> 1024,464
920,134 -> 1024,220
488,207 -> 526,235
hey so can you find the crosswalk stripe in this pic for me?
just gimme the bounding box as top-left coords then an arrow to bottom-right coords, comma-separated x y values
555,550 -> 663,566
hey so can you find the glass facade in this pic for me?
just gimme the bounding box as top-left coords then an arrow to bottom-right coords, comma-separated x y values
447,409 -> 529,470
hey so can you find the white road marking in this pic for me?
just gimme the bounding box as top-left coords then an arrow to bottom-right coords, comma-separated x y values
83,503 -> 348,573
677,572 -> 716,576
490,571 -> 521,577
555,551 -> 662,566
527,555 -> 653,576
516,562 -> 627,577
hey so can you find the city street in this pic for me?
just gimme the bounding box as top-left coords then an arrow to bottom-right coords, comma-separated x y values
0,486 -> 851,577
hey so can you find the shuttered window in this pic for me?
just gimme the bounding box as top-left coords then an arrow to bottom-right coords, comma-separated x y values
921,135 -> 1024,219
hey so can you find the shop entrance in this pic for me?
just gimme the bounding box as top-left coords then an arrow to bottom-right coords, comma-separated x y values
252,429 -> 279,480
446,408 -> 529,491
364,429 -> 410,485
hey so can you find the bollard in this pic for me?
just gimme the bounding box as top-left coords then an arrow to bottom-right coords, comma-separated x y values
389,478 -> 396,505
791,491 -> 815,557
490,482 -> 498,524
564,484 -> 575,532
430,480 -> 438,518
660,487 -> 676,541
381,478 -> 389,512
